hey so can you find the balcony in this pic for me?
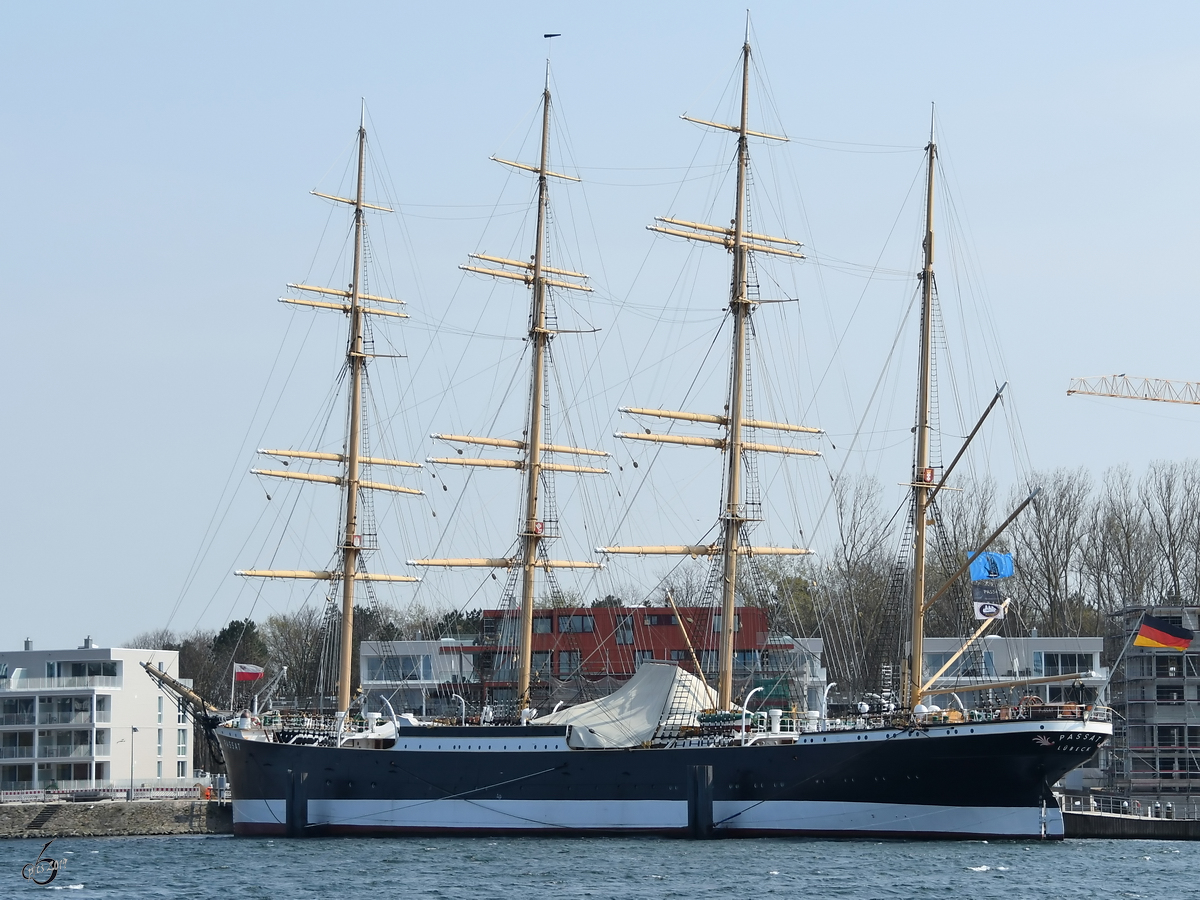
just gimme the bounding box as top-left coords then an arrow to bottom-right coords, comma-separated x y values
0,747 -> 34,759
0,714 -> 35,726
38,711 -> 93,726
37,746 -> 92,759
0,676 -> 120,692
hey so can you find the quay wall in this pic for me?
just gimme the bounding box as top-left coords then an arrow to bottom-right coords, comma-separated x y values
0,800 -> 232,839
1064,809 -> 1200,840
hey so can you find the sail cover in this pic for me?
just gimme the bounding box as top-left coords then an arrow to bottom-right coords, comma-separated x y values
537,662 -> 717,748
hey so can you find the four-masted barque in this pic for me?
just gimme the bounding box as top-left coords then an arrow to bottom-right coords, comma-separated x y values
215,39 -> 1110,839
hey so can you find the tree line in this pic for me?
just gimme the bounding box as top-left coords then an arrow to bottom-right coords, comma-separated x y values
130,461 -> 1200,707
753,460 -> 1200,696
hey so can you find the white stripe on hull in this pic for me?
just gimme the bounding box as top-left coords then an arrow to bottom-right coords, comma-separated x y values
310,798 -> 683,831
234,797 -> 1062,837
715,799 -> 1063,837
233,799 -> 286,825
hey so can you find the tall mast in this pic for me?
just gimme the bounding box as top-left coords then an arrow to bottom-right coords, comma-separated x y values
717,41 -> 754,710
411,55 -> 604,720
336,107 -> 369,716
517,75 -> 554,711
603,34 -> 815,713
908,110 -> 937,711
237,105 -> 422,719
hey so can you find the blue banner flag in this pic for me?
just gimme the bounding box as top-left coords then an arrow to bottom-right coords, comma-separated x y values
969,551 -> 1014,581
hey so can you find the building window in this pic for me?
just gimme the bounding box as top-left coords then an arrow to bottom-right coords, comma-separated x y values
1049,685 -> 1093,704
923,651 -> 996,679
66,661 -> 117,678
1155,654 -> 1184,678
1,697 -> 34,725
1159,725 -> 1185,747
157,697 -> 163,724
157,761 -> 162,779
615,615 -> 634,645
177,729 -> 187,756
157,730 -> 163,757
177,761 -> 187,778
530,651 -> 551,677
558,651 -> 581,676
635,650 -> 655,667
557,615 -> 594,634
669,649 -> 688,661
366,655 -> 432,682
532,617 -> 552,634
178,701 -> 186,724
734,650 -> 760,672
712,614 -> 741,633
95,695 -> 110,723
643,614 -> 677,627
1157,684 -> 1185,703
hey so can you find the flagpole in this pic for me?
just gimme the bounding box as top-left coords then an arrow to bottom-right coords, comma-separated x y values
231,666 -> 236,712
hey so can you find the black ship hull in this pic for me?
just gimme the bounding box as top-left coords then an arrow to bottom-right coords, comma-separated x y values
217,717 -> 1108,839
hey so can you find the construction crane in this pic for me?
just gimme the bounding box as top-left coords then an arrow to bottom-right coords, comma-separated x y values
1067,375 -> 1200,406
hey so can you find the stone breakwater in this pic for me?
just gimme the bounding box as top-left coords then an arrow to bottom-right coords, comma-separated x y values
0,800 -> 232,839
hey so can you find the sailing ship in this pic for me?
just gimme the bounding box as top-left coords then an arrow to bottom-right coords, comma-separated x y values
214,40 -> 1110,839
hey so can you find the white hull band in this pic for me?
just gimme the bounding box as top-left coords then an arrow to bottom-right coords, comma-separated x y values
232,797 -> 1064,838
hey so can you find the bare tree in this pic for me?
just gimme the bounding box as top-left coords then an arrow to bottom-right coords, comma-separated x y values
261,606 -> 324,702
814,474 -> 894,694
1142,460 -> 1200,605
1011,468 -> 1093,635
1080,466 -> 1156,615
124,628 -> 178,650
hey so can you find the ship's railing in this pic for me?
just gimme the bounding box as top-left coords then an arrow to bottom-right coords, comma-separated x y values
732,702 -> 1115,736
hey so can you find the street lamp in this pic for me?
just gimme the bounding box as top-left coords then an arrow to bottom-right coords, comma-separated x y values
122,726 -> 138,800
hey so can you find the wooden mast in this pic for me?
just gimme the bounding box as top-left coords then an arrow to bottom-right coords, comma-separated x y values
336,106 -> 369,716
409,56 -> 604,719
516,72 -> 554,712
908,110 -> 937,711
237,106 -> 422,721
601,35 -> 814,713
716,40 -> 753,711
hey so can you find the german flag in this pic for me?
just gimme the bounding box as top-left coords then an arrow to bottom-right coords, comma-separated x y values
1134,614 -> 1195,650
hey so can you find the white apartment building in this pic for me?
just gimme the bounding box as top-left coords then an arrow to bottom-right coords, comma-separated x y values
921,635 -> 1108,707
360,639 -> 475,719
0,638 -> 193,791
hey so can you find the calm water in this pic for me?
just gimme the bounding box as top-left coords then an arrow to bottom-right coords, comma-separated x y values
2,834 -> 1197,898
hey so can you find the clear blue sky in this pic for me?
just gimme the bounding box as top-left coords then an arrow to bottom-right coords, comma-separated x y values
2,2 -> 1198,647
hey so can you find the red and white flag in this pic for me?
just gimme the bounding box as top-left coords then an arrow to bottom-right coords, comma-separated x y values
234,663 -> 265,682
